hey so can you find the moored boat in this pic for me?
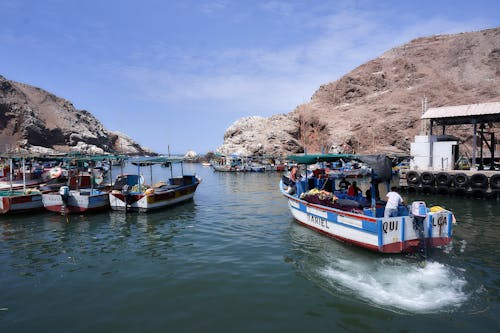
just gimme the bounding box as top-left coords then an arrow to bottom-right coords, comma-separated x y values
40,155 -> 117,215
280,154 -> 454,254
109,157 -> 201,212
0,189 -> 44,214
0,157 -> 45,214
41,173 -> 110,214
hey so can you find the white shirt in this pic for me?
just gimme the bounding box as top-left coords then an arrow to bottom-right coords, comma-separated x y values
385,191 -> 403,210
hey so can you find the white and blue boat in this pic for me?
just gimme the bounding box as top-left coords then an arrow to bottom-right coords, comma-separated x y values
109,157 -> 201,212
280,154 -> 454,254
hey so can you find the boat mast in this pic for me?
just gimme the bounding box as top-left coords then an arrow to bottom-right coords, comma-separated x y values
150,163 -> 153,186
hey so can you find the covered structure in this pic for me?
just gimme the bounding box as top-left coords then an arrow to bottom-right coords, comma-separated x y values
422,101 -> 500,170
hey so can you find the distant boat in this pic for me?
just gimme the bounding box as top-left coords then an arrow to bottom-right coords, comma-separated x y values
249,163 -> 266,172
211,164 -> 248,172
281,154 -> 454,254
109,157 -> 201,212
201,162 -> 211,167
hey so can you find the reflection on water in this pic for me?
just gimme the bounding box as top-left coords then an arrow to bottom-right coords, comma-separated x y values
1,200 -> 198,280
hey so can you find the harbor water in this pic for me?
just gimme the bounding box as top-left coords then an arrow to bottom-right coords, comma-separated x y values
1,164 -> 499,332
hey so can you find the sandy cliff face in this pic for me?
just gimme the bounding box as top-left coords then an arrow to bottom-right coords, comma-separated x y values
0,76 -> 153,155
218,27 -> 500,156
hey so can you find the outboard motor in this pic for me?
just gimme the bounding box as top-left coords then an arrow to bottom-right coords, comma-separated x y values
411,201 -> 427,256
122,184 -> 131,212
59,186 -> 70,215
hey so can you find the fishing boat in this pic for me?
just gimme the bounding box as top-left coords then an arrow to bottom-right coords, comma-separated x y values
0,157 -> 44,214
0,161 -> 47,190
280,154 -> 454,254
41,173 -> 110,214
41,155 -> 115,215
211,153 -> 250,172
109,157 -> 201,212
0,189 -> 44,214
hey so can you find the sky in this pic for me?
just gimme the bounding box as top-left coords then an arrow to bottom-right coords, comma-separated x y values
0,0 -> 499,154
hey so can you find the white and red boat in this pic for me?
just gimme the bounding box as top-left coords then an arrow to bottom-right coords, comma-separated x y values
0,189 -> 44,214
109,157 -> 201,212
281,154 -> 454,254
42,187 -> 110,214
42,173 -> 110,214
0,157 -> 45,214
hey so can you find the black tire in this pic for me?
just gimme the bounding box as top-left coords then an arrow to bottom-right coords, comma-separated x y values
436,172 -> 452,187
406,171 -> 420,186
421,172 -> 435,186
453,173 -> 469,188
490,174 -> 500,190
470,173 -> 488,189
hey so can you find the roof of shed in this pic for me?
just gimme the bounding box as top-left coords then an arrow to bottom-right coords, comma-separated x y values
421,101 -> 500,125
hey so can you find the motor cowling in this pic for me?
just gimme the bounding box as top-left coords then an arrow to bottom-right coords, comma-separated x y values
59,186 -> 69,197
411,201 -> 427,218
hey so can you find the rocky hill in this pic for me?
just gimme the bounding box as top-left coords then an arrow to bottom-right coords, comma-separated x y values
0,75 -> 153,155
217,27 -> 500,157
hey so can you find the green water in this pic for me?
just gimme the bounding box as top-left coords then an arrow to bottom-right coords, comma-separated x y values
1,164 -> 499,332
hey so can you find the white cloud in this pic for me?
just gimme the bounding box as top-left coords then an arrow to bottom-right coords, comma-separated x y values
117,4 -> 495,116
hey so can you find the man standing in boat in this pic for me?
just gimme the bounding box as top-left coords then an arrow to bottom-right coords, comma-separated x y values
384,187 -> 404,218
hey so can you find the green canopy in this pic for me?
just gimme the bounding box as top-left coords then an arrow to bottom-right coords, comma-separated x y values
286,154 -> 355,164
131,156 -> 183,166
286,153 -> 393,181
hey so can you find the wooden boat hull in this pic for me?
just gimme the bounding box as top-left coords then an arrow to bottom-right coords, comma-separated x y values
42,191 -> 110,214
110,180 -> 199,212
0,192 -> 44,214
280,181 -> 452,253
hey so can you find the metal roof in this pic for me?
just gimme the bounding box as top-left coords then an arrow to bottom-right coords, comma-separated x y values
421,101 -> 500,125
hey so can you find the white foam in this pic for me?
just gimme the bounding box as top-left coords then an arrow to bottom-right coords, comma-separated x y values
320,258 -> 468,313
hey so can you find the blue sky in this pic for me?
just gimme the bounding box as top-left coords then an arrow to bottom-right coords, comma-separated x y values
1,0 -> 498,154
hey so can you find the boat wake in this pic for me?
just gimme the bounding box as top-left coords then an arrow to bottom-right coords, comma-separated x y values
318,256 -> 469,313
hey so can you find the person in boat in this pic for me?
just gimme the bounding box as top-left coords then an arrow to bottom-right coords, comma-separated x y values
338,177 -> 350,192
347,181 -> 361,197
290,166 -> 298,182
384,187 -> 404,218
282,166 -> 299,194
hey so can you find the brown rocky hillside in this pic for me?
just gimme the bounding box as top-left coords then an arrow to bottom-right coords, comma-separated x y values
0,75 -> 153,155
218,27 -> 500,157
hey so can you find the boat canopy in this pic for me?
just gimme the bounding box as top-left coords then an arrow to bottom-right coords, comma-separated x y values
286,154 -> 355,164
131,156 -> 184,166
286,153 -> 393,181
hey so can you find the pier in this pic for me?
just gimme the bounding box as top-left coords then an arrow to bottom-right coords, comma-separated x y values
398,102 -> 499,198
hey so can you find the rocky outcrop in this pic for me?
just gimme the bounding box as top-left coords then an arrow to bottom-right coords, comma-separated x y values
217,115 -> 303,156
218,27 -> 500,156
0,75 -> 154,155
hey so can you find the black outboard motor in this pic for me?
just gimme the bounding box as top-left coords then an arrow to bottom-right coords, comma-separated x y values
411,201 -> 427,257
